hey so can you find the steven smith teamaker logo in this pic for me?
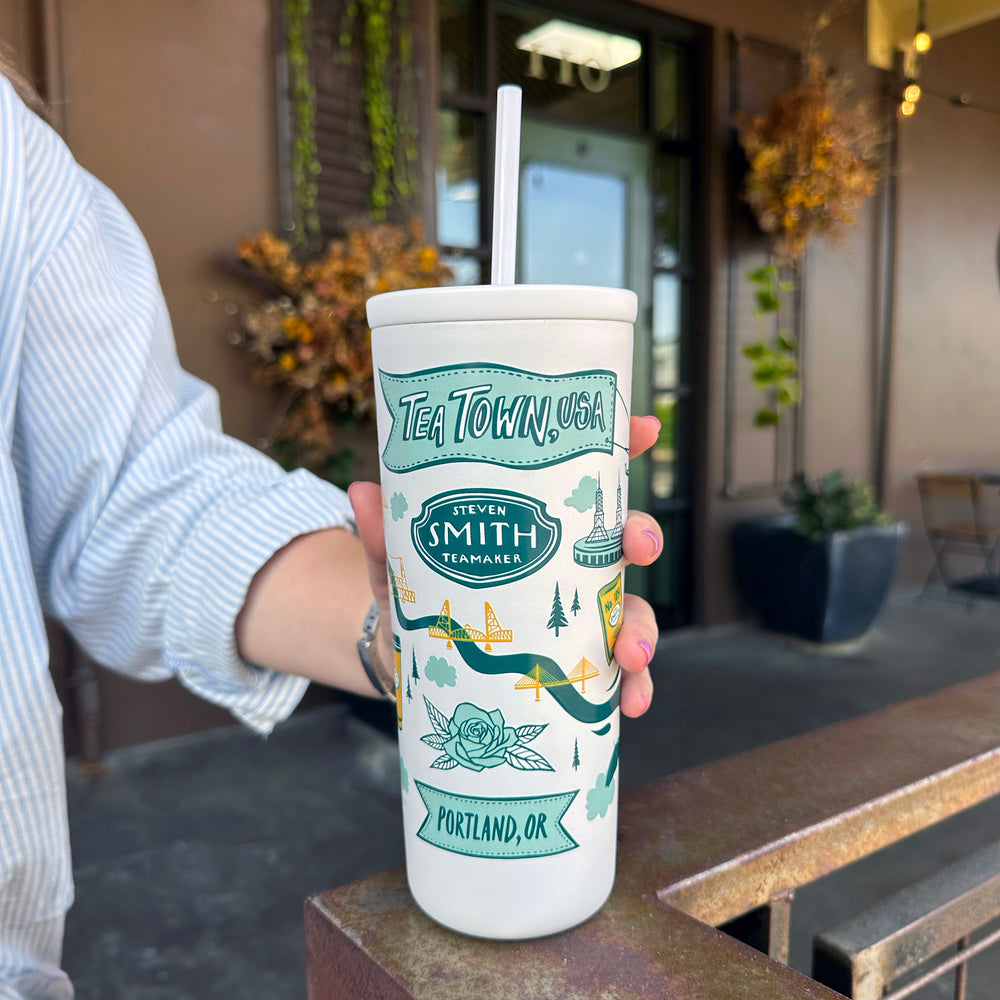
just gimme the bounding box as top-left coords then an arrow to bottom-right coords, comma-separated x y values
412,488 -> 561,588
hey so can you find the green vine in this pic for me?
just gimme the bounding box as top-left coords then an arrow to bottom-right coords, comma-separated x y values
742,265 -> 801,427
340,0 -> 416,220
286,0 -> 321,246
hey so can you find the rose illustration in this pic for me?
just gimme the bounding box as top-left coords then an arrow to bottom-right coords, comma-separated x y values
443,703 -> 518,771
421,697 -> 554,773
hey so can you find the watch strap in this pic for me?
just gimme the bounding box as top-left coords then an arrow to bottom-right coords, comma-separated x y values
357,602 -> 396,702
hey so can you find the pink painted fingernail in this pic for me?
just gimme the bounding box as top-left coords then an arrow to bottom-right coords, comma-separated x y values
639,639 -> 654,664
643,529 -> 661,557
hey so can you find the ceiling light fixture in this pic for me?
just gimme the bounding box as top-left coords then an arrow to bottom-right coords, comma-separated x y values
515,20 -> 642,71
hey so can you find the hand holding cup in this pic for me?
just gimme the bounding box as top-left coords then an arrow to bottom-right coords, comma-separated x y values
349,413 -> 662,719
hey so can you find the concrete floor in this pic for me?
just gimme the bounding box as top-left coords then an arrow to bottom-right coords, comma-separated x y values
64,591 -> 1000,999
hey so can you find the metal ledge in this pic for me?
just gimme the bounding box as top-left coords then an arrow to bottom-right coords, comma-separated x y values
306,672 -> 1000,999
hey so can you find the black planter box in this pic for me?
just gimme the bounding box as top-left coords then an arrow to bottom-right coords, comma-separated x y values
734,515 -> 906,643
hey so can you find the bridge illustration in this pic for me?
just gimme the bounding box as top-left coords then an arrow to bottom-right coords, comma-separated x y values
428,601 -> 513,652
387,557 -> 416,604
514,658 -> 600,702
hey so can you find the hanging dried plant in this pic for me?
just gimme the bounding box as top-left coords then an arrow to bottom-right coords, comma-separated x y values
734,2 -> 885,427
736,55 -> 883,268
233,221 -> 451,480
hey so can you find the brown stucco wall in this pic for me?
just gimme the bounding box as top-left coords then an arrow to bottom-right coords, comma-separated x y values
55,0 -> 282,443
885,19 -> 1000,584
0,0 -> 34,71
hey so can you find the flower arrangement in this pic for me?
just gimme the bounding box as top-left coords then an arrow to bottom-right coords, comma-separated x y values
233,220 -> 451,480
736,56 -> 882,269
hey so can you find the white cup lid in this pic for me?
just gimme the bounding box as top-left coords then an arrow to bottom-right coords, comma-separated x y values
366,284 -> 638,329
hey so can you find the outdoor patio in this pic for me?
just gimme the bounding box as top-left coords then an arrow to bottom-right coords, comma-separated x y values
63,589 -> 1000,999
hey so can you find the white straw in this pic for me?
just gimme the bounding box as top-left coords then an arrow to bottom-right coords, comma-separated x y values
491,85 -> 522,286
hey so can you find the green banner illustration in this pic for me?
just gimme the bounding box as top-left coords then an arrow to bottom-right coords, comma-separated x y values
415,781 -> 579,859
380,364 -> 617,472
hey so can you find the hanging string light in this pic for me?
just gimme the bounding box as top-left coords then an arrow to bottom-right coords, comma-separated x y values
898,78 -> 923,118
899,3 -> 931,118
913,0 -> 932,54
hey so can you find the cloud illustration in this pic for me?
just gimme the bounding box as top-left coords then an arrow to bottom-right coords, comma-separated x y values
390,492 -> 409,521
425,655 -> 457,688
586,772 -> 615,820
564,476 -> 598,512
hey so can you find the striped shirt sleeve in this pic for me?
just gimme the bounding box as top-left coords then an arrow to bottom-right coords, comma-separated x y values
14,95 -> 355,735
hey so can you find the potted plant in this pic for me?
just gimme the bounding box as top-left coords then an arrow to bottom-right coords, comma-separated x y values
734,472 -> 906,643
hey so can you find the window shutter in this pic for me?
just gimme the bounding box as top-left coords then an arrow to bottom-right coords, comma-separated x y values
277,0 -> 435,239
310,0 -> 372,234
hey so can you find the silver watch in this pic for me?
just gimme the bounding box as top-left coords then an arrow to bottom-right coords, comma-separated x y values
357,602 -> 396,702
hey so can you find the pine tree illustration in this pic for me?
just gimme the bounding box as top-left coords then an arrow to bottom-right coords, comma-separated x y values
406,676 -> 412,701
572,738 -> 580,770
547,582 -> 568,637
411,649 -> 419,684
570,587 -> 581,616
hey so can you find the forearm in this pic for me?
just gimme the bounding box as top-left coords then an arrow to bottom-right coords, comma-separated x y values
234,527 -> 380,697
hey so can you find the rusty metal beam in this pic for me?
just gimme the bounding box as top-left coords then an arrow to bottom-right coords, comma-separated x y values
813,840 -> 1000,1000
769,891 -> 794,965
306,876 -> 840,1000
634,673 -> 1000,926
881,928 -> 999,1000
306,672 -> 1000,999
718,891 -> 793,964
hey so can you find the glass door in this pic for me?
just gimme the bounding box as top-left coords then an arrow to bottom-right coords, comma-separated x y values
517,119 -> 654,601
436,0 -> 704,625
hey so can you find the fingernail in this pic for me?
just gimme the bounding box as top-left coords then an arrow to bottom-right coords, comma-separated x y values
643,529 -> 661,557
639,639 -> 654,664
639,690 -> 651,713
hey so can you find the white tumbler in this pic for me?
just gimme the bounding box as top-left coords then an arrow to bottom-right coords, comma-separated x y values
367,284 -> 635,939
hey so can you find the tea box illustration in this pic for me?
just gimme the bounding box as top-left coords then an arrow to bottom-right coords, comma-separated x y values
369,283 -> 636,939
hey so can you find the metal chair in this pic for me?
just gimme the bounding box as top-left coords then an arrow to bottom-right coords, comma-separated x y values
916,472 -> 1000,600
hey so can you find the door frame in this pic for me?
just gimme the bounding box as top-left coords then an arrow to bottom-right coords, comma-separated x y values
433,0 -> 710,626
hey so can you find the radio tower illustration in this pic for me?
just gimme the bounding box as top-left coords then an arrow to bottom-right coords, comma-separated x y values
573,474 -> 625,567
612,475 -> 624,537
588,475 -> 609,542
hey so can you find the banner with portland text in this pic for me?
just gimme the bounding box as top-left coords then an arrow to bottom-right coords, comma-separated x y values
415,782 -> 578,859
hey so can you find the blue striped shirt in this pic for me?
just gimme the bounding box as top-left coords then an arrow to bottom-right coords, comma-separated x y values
0,77 -> 353,996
